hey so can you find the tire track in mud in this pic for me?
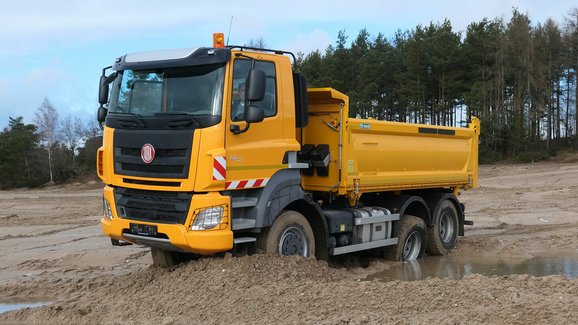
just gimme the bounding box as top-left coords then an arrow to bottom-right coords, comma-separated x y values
0,224 -> 96,241
22,234 -> 101,251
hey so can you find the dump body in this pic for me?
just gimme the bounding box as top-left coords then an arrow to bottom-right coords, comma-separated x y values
301,88 -> 479,201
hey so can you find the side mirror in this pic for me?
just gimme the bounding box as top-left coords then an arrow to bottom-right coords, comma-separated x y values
99,75 -> 109,105
245,69 -> 266,101
97,105 -> 108,123
245,106 -> 264,123
99,72 -> 117,105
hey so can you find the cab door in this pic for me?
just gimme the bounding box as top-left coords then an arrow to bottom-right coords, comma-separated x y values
224,57 -> 287,190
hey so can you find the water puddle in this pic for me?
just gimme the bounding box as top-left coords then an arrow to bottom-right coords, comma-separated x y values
366,250 -> 578,282
0,301 -> 52,314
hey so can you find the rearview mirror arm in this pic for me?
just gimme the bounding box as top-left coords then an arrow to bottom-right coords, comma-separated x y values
230,122 -> 251,135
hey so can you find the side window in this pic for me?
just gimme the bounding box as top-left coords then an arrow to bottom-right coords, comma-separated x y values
231,59 -> 277,121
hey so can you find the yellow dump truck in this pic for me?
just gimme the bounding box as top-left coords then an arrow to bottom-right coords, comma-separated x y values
96,35 -> 479,266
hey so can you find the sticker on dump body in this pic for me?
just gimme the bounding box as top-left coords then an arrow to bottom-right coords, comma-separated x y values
360,123 -> 370,129
348,160 -> 354,173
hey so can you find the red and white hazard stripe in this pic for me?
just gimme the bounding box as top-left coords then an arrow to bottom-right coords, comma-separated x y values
226,178 -> 270,190
212,156 -> 226,180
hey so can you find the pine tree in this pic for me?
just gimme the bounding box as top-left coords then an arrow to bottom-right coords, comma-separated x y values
0,117 -> 39,188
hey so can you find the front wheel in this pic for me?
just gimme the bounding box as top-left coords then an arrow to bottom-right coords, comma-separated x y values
427,200 -> 459,255
259,211 -> 315,257
151,247 -> 197,267
385,215 -> 426,261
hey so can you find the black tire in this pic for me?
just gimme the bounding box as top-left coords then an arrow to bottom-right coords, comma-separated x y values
427,200 -> 459,255
151,247 -> 197,267
385,215 -> 426,261
259,210 -> 315,257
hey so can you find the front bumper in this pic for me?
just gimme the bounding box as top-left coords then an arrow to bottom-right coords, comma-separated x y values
101,186 -> 233,255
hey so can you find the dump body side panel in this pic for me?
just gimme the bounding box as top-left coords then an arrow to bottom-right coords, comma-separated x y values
345,118 -> 477,192
301,88 -> 479,196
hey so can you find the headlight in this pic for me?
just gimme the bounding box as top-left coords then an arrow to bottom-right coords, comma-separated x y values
191,206 -> 224,230
103,198 -> 114,220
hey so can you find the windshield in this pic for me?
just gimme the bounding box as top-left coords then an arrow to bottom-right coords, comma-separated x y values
108,64 -> 225,116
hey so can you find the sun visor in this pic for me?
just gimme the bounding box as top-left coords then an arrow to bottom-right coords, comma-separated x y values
113,47 -> 231,71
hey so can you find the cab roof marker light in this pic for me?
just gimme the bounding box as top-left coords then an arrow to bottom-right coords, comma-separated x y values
213,33 -> 225,48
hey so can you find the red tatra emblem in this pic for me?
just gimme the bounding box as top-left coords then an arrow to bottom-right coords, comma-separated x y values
141,143 -> 155,164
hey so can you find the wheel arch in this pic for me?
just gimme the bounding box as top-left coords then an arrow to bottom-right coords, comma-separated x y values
420,192 -> 465,236
382,195 -> 431,222
284,197 -> 330,261
240,169 -> 304,229
376,194 -> 431,238
238,169 -> 329,260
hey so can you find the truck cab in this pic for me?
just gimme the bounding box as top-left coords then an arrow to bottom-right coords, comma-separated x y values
98,44 -> 314,263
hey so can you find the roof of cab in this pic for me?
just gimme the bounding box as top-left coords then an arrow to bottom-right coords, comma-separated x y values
113,47 -> 231,71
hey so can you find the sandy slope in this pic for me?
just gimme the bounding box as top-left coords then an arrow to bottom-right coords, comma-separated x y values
0,160 -> 577,324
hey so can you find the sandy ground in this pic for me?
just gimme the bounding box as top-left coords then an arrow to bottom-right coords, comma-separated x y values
0,158 -> 578,324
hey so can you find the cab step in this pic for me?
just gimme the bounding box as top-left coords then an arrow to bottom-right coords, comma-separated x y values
231,197 -> 258,208
232,218 -> 256,230
233,237 -> 257,244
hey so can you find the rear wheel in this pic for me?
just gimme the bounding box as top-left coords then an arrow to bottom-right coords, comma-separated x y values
385,215 -> 426,261
427,200 -> 459,255
260,211 -> 315,257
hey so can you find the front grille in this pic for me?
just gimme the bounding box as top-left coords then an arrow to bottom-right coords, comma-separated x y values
114,188 -> 192,224
120,147 -> 187,157
120,163 -> 184,174
113,129 -> 193,179
123,178 -> 181,187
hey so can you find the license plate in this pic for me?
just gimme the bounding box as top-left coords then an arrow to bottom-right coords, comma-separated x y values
130,223 -> 158,236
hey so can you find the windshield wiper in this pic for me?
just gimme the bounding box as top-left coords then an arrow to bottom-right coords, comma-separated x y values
110,112 -> 145,128
155,113 -> 200,128
154,111 -> 192,115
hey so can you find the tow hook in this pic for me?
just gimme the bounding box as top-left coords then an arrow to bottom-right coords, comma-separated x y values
111,239 -> 132,246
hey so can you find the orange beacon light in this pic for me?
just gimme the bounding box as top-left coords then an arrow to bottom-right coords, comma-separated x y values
213,33 -> 225,48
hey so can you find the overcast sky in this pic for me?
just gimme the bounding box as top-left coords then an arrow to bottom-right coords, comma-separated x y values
1,0 -> 576,128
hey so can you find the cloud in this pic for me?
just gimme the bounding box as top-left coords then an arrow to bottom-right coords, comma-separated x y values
281,29 -> 332,56
0,67 -> 90,126
2,0 -> 576,56
21,68 -> 66,86
1,0 -> 577,128
0,1 -> 231,55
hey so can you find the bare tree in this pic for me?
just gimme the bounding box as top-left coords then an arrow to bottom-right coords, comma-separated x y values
85,119 -> 103,138
565,8 -> 578,147
34,98 -> 59,183
59,114 -> 85,165
245,36 -> 267,49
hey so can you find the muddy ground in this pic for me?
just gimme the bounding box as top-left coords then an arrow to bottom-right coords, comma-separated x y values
1,157 -> 578,324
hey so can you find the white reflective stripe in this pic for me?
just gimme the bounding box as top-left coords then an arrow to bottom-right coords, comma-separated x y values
245,179 -> 256,188
214,156 -> 226,169
228,181 -> 240,189
212,156 -> 226,180
213,168 -> 225,180
226,178 -> 271,189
